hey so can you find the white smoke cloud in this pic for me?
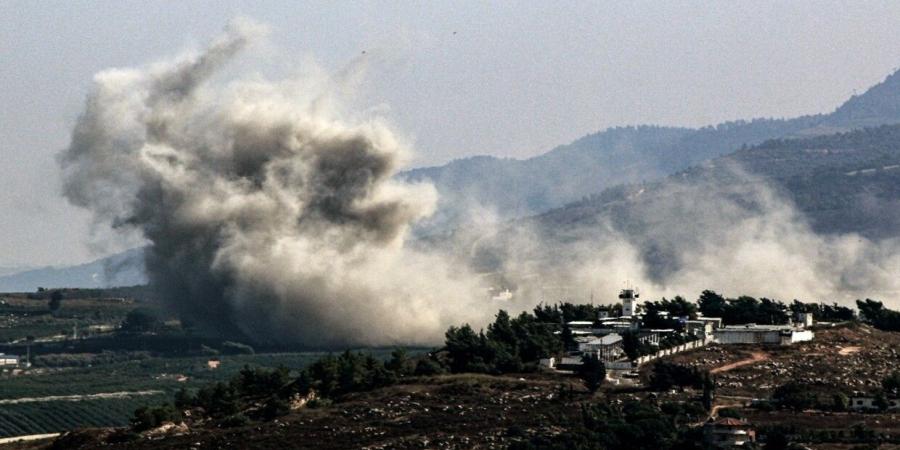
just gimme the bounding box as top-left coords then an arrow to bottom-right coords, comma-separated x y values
60,19 -> 492,347
482,168 -> 900,308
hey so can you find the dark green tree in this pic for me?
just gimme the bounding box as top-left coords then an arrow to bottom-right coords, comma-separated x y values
698,290 -> 727,318
48,290 -> 63,313
578,353 -> 606,393
120,308 -> 161,333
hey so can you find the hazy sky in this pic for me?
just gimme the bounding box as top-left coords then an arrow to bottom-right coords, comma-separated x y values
3,1 -> 900,267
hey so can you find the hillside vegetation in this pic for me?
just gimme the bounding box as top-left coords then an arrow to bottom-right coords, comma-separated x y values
404,68 -> 900,232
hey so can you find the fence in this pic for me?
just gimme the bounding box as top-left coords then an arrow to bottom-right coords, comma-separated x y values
634,338 -> 710,366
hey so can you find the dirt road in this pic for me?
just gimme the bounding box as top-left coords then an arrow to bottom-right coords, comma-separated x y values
0,390 -> 163,405
710,351 -> 768,374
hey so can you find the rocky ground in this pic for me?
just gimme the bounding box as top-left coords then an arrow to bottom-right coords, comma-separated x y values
28,374 -> 588,450
666,323 -> 900,397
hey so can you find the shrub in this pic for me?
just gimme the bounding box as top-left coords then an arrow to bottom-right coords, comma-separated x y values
131,404 -> 181,431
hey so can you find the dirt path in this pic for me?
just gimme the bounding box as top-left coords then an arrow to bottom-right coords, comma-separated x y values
0,433 -> 60,445
710,351 -> 768,374
0,390 -> 163,405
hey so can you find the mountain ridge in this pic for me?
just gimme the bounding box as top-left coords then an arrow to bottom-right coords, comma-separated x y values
402,68 -> 900,232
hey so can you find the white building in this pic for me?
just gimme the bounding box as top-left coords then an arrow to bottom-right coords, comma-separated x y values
795,312 -> 814,328
714,324 -> 813,345
619,288 -> 639,317
686,320 -> 714,338
577,333 -> 624,362
0,353 -> 20,368
850,395 -> 900,411
703,418 -> 756,449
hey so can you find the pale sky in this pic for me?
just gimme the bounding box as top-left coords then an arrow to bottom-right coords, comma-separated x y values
3,1 -> 900,267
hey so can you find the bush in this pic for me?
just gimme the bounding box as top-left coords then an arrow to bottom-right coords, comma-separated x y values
649,362 -> 704,391
131,404 -> 181,431
772,381 -> 817,411
121,308 -> 161,333
577,353 -> 605,393
260,396 -> 290,421
220,413 -> 249,428
414,357 -> 447,376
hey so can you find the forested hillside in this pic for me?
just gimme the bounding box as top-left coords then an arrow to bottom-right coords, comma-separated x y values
404,68 -> 900,232
546,124 -> 900,240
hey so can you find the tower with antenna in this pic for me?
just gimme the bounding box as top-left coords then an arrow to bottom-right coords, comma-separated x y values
619,285 -> 640,317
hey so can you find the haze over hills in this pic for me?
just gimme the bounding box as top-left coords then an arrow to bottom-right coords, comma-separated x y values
537,124 -> 900,240
0,248 -> 145,292
456,123 -> 900,306
403,68 -> 900,233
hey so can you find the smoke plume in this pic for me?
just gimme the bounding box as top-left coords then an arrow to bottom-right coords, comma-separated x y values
60,21 -> 900,348
60,20 -> 490,347
473,166 -> 900,308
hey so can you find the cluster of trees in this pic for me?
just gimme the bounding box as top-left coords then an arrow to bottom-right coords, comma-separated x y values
133,350 -> 421,431
444,310 -> 562,374
856,299 -> 900,331
532,302 -> 618,323
789,300 -> 854,322
133,365 -> 297,430
698,290 -> 790,325
119,308 -> 162,333
642,296 -> 698,329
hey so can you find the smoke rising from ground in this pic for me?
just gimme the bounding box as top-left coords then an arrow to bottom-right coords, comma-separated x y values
60,20 -> 491,347
60,21 -> 900,347
477,167 -> 900,308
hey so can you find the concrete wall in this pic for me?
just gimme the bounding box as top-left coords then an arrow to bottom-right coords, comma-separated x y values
635,338 -> 708,366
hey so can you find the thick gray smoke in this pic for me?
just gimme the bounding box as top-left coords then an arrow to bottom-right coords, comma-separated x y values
472,167 -> 900,308
60,20 -> 490,347
60,21 -> 900,348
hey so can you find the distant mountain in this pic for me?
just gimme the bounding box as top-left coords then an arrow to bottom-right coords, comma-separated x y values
541,124 -> 900,238
403,68 -> 900,231
509,124 -> 900,282
0,248 -> 146,292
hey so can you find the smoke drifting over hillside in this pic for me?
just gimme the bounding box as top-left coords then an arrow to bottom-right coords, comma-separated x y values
59,20 -> 490,346
60,21 -> 900,347
477,167 -> 900,308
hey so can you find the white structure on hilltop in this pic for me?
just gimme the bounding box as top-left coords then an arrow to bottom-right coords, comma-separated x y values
714,324 -> 813,345
0,353 -> 20,368
619,288 -> 639,317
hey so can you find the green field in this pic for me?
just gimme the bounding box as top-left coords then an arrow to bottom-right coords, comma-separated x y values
0,396 -> 168,437
0,290 -> 424,438
0,350 -> 404,437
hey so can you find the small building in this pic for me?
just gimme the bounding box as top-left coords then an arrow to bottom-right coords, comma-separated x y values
697,316 -> 723,331
714,324 -> 813,345
795,312 -> 814,328
619,288 -> 640,317
849,395 -> 900,411
0,353 -> 20,368
490,288 -> 513,302
577,333 -> 624,362
703,418 -> 756,449
686,320 -> 714,338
